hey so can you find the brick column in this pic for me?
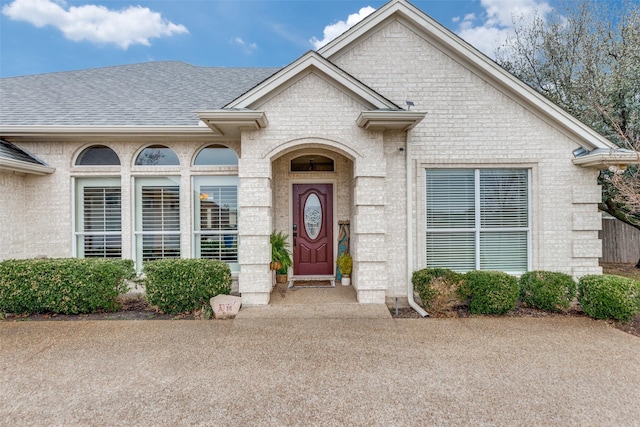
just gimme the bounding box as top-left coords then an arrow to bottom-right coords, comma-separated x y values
571,179 -> 603,277
237,158 -> 273,306
352,159 -> 387,303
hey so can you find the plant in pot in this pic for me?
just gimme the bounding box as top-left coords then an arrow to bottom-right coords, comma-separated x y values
336,252 -> 353,286
270,230 -> 292,283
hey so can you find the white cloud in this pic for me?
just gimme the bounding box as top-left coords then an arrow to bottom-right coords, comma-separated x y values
2,0 -> 188,49
310,6 -> 376,50
455,0 -> 553,58
232,37 -> 258,54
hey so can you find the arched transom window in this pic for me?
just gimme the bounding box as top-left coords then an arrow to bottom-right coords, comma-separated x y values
76,145 -> 120,166
135,145 -> 179,166
194,145 -> 238,166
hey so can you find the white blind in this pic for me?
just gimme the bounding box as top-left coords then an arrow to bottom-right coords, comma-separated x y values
199,186 -> 238,231
480,169 -> 528,228
198,185 -> 238,262
426,169 -> 529,273
480,231 -> 528,271
141,186 -> 180,260
426,232 -> 476,272
81,186 -> 121,258
426,169 -> 475,228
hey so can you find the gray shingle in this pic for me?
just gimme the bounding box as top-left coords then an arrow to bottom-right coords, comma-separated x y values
0,62 -> 280,126
0,139 -> 48,165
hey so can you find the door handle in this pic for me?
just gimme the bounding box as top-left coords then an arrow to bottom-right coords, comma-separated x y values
293,224 -> 297,247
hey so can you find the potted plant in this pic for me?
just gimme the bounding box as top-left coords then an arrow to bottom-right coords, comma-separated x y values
336,252 -> 353,286
270,230 -> 292,283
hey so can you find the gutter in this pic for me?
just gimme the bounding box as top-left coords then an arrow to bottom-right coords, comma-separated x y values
406,129 -> 428,317
0,158 -> 55,175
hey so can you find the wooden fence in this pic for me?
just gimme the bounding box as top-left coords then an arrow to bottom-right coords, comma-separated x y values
599,217 -> 640,264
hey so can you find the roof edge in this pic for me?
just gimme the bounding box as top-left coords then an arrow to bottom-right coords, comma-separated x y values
0,157 -> 56,175
0,125 -> 214,137
572,148 -> 640,169
357,110 -> 427,131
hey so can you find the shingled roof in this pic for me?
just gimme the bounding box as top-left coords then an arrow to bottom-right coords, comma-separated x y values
0,138 -> 47,165
0,62 -> 279,127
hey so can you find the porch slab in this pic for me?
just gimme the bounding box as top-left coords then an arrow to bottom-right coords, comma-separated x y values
234,303 -> 392,320
234,282 -> 392,319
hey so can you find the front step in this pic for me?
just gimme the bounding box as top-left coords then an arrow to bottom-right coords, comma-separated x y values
288,275 -> 335,288
235,303 -> 392,319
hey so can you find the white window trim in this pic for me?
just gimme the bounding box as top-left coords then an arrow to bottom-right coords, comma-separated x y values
133,176 -> 181,270
192,176 -> 240,271
424,168 -> 532,274
73,177 -> 123,258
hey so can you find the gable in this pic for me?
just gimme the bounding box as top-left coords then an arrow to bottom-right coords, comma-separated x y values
318,0 -> 634,159
225,51 -> 400,111
199,51 -> 426,136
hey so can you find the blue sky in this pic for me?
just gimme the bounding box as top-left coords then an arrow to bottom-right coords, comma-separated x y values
1,0 -> 563,78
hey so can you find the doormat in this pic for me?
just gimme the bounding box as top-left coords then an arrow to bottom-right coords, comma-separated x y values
292,280 -> 334,288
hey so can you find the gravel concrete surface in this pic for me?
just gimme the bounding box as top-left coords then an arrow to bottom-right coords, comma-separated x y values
1,314 -> 639,426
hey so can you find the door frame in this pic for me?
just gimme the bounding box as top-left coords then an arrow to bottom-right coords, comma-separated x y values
288,178 -> 338,277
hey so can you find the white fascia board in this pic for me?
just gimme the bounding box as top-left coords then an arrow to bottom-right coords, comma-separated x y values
0,125 -> 214,138
196,110 -> 268,135
320,0 -> 618,151
357,110 -> 427,131
225,51 -> 400,110
572,149 -> 640,169
0,158 -> 55,175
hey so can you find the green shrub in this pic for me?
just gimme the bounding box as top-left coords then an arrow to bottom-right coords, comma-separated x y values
519,271 -> 576,312
143,259 -> 232,314
460,270 -> 519,315
578,275 -> 640,322
412,268 -> 463,312
0,258 -> 134,314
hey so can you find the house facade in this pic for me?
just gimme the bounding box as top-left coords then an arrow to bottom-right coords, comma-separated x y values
1,0 -> 638,307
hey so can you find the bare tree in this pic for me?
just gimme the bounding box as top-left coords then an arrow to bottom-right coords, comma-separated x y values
496,0 -> 640,229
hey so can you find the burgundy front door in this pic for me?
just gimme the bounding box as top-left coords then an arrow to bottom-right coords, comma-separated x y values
292,183 -> 333,276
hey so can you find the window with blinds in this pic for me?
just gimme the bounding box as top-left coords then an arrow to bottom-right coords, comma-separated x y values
75,179 -> 122,258
134,177 -> 181,266
140,186 -> 180,260
194,177 -> 239,266
426,168 -> 529,273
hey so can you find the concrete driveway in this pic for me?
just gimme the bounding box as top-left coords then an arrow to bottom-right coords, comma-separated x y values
1,310 -> 639,426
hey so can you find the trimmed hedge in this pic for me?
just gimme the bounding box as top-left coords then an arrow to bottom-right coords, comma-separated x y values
0,258 -> 134,314
520,271 -> 576,313
578,275 -> 640,322
460,270 -> 519,315
412,268 -> 464,312
143,259 -> 232,314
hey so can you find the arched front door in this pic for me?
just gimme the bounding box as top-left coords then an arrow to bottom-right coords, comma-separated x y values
292,183 -> 333,276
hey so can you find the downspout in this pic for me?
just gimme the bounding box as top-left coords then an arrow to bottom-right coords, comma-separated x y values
406,129 -> 429,317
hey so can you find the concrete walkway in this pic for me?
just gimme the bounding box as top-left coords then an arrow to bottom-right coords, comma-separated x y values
1,313 -> 639,426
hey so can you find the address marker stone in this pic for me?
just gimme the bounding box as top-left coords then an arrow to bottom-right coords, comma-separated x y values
210,295 -> 242,319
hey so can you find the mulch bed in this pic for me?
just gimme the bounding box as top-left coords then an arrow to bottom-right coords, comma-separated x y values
3,292 -> 639,339
389,302 -> 640,338
1,296 -> 196,322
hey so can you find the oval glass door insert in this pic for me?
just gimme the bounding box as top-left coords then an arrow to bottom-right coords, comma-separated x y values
304,193 -> 322,240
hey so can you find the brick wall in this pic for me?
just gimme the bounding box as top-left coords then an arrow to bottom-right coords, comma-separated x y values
330,19 -> 603,295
